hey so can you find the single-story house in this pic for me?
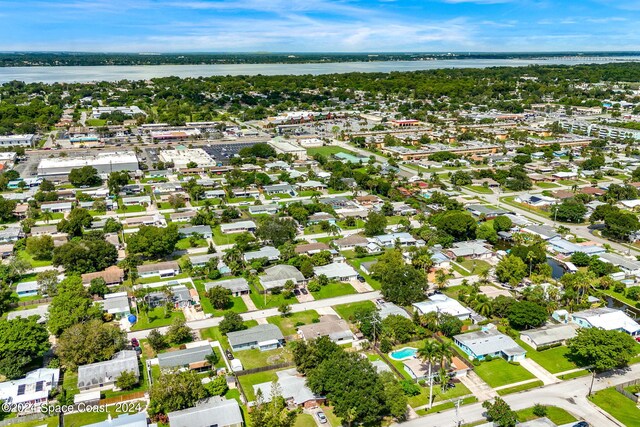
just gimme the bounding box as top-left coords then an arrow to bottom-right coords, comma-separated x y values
454,328 -> 526,362
227,324 -> 285,352
378,301 -> 410,319
124,214 -> 166,228
520,324 -> 578,350
205,278 -> 250,297
77,350 -> 139,391
248,204 -> 279,215
546,237 -> 605,256
413,294 -> 472,320
137,261 -> 180,278
189,253 -> 219,268
0,226 -> 23,243
203,189 -> 227,199
403,357 -> 469,381
372,232 -> 420,249
220,221 -> 256,234
294,242 -> 331,255
40,202 -> 73,213
521,225 -> 560,241
253,369 -> 324,408
333,234 -> 369,251
30,225 -> 59,236
263,183 -> 296,196
259,265 -> 306,290
179,225 -> 212,239
121,196 -> 151,206
466,205 -> 512,219
307,212 -> 336,225
16,281 -> 40,298
101,292 -> 131,318
359,261 -> 377,276
0,243 -> 13,258
446,240 -> 493,260
168,397 -> 243,427
297,180 -> 327,191
243,246 -> 280,262
313,262 -> 358,281
597,252 -> 640,277
297,315 -> 354,344
0,368 -> 59,410
146,285 -> 192,309
514,194 -> 556,207
83,412 -> 149,427
157,342 -> 212,371
81,265 -> 125,286
565,307 -> 640,336
170,210 -> 197,222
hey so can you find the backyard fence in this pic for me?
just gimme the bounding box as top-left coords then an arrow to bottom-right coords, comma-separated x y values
234,361 -> 294,376
615,378 -> 640,403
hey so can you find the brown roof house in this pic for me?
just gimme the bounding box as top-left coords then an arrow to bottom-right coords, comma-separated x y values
81,266 -> 125,286
297,315 -> 354,344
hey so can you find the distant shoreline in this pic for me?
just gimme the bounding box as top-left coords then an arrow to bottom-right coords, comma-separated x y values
2,52 -> 640,68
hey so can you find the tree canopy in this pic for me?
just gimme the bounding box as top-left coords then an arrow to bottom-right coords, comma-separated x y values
0,317 -> 50,379
567,328 -> 638,372
47,276 -> 103,336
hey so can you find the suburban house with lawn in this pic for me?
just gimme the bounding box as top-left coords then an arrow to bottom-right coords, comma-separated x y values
560,307 -> 640,336
403,356 -> 469,381
189,253 -> 219,268
81,265 -> 125,286
259,265 -> 306,291
121,195 -> 151,206
413,294 -> 472,320
313,262 -> 358,281
168,396 -> 243,427
205,278 -> 250,297
179,225 -> 213,239
157,341 -> 213,371
137,261 -> 180,279
519,323 -> 578,350
83,412 -> 149,427
333,234 -> 369,251
263,183 -> 296,196
297,315 -> 354,344
295,242 -> 331,255
454,328 -> 527,362
227,324 -> 285,352
0,368 -> 60,410
16,281 -> 40,298
445,240 -> 493,260
307,212 -> 336,225
170,210 -> 197,223
100,292 -> 131,319
77,350 -> 140,391
220,220 -> 256,234
243,246 -> 280,262
145,285 -> 192,309
253,368 -> 324,408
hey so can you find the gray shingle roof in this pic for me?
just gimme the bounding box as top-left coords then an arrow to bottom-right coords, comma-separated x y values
157,344 -> 212,369
77,351 -> 139,389
227,324 -> 284,348
168,397 -> 242,427
454,329 -> 525,357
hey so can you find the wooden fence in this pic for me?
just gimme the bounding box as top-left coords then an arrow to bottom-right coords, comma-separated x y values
616,379 -> 640,403
234,362 -> 294,376
99,391 -> 146,405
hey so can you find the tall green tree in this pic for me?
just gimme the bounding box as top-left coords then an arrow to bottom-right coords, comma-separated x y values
47,276 -> 102,336
0,317 -> 50,379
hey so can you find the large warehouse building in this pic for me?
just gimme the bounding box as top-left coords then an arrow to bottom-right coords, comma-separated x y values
37,152 -> 139,177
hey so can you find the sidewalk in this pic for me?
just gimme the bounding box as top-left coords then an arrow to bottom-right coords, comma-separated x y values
519,358 -> 560,385
459,371 -> 497,401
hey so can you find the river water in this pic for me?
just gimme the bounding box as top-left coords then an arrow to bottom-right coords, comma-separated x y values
1,57 -> 640,84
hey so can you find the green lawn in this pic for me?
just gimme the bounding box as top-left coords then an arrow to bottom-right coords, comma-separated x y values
265,193 -> 292,200
337,218 -> 366,230
473,358 -> 535,388
297,190 -> 322,198
457,259 -> 491,275
497,380 -> 543,396
131,306 -> 185,331
333,300 -> 376,322
8,417 -> 58,427
294,413 -> 317,427
590,387 -> 640,426
407,382 -> 471,408
212,227 -> 240,245
175,237 -> 208,250
416,396 -> 478,416
516,406 -> 577,425
116,204 -> 146,213
236,347 -> 293,370
516,339 -> 577,374
464,185 -> 494,194
348,256 -> 381,290
303,224 -> 325,235
557,369 -> 590,380
536,182 -> 561,189
249,288 -> 297,310
237,370 -> 280,401
17,250 -> 52,268
267,310 -> 320,335
200,321 -> 259,350
86,118 -> 106,126
307,146 -> 356,157
310,282 -> 357,300
193,279 -> 248,316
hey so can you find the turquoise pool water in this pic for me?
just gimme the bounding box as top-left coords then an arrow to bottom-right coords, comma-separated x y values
389,347 -> 417,360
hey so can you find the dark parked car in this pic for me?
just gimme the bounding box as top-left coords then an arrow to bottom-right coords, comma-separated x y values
573,422 -> 589,427
226,350 -> 234,360
357,275 -> 366,283
131,338 -> 139,348
300,288 -> 308,295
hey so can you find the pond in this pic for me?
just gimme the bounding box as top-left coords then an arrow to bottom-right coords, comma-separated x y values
606,296 -> 640,319
546,257 -> 567,280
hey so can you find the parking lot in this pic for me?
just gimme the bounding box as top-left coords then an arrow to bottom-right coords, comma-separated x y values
201,142 -> 259,164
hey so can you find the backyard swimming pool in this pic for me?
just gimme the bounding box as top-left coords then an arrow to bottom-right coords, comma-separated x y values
389,347 -> 418,361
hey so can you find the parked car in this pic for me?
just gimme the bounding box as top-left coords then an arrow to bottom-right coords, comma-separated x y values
226,350 -> 234,360
131,338 -> 139,348
300,288 -> 308,295
357,275 -> 366,283
573,422 -> 589,427
316,411 -> 327,424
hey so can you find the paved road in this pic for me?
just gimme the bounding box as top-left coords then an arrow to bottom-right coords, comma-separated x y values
396,365 -> 640,427
127,290 -> 381,339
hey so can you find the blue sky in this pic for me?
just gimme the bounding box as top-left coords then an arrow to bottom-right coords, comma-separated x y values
0,0 -> 638,52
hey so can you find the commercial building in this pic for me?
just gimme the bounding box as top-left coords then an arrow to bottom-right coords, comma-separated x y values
0,134 -> 36,147
268,138 -> 307,160
91,106 -> 145,119
37,152 -> 139,177
158,148 -> 216,169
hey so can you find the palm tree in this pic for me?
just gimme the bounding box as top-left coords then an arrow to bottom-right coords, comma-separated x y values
438,367 -> 450,394
41,210 -> 53,224
473,295 -> 493,317
436,341 -> 453,370
435,270 -> 453,291
478,268 -> 490,284
417,340 -> 439,409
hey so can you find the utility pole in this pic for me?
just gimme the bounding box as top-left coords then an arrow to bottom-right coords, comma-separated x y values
454,398 -> 462,427
588,369 -> 596,396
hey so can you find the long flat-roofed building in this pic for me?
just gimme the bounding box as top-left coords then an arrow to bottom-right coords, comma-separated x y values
0,134 -> 36,147
37,152 -> 138,177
